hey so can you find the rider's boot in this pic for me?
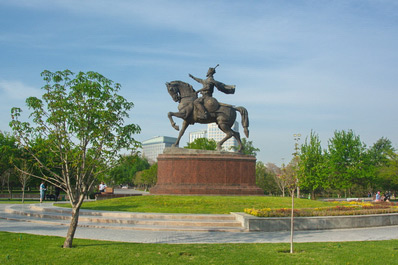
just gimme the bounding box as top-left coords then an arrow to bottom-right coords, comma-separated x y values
195,103 -> 208,120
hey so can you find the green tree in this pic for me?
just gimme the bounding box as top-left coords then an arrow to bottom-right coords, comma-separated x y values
135,163 -> 158,190
298,131 -> 326,199
108,154 -> 150,186
255,161 -> 278,195
326,130 -> 367,196
266,162 -> 286,197
377,151 -> 398,191
0,131 -> 19,194
231,138 -> 260,156
364,137 -> 394,188
10,70 -> 141,248
185,138 -> 217,150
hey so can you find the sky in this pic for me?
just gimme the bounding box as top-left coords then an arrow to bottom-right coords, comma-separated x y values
0,0 -> 397,166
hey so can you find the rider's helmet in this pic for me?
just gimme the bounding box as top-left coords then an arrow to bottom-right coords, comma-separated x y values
206,64 -> 219,77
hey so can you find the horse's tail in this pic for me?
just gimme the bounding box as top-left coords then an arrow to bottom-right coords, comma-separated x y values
235,106 -> 249,138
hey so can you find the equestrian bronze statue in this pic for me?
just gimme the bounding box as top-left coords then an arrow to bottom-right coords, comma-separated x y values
166,65 -> 249,152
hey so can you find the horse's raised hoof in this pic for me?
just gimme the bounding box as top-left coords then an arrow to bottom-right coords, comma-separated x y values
172,123 -> 179,131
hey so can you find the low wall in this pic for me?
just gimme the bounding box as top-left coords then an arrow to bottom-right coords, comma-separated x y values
95,193 -> 142,200
0,193 -> 40,199
0,193 -> 68,201
232,212 -> 398,232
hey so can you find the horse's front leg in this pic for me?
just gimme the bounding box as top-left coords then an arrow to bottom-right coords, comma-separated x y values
168,111 -> 180,131
168,109 -> 189,131
173,120 -> 189,147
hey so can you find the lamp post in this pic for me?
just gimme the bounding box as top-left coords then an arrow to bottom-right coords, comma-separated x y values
293,133 -> 301,198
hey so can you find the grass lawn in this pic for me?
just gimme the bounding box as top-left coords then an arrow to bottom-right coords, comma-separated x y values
0,232 -> 397,265
56,195 -> 338,214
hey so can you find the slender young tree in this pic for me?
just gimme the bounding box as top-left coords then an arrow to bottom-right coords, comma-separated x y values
280,158 -> 299,253
298,131 -> 326,199
16,159 -> 31,203
10,70 -> 141,248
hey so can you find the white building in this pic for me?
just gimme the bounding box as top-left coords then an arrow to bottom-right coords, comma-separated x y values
189,129 -> 207,143
188,122 -> 239,152
142,136 -> 177,163
207,122 -> 239,152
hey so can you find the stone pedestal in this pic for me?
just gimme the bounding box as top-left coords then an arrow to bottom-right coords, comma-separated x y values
150,148 -> 264,195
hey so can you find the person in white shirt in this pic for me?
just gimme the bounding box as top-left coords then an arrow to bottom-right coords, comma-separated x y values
99,182 -> 107,193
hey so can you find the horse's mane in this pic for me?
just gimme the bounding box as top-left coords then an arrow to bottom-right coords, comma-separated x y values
170,80 -> 195,92
169,80 -> 196,97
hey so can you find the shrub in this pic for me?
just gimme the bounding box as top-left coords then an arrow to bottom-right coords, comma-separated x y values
244,202 -> 398,217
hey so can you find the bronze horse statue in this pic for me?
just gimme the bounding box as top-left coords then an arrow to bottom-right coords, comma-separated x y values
166,80 -> 249,152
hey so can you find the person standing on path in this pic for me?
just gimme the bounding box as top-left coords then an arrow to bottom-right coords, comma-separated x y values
39,182 -> 46,203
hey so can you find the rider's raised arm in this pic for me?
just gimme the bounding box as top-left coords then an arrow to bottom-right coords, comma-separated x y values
189,74 -> 204,84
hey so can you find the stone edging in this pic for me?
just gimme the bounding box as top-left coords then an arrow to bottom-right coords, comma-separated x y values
231,212 -> 398,232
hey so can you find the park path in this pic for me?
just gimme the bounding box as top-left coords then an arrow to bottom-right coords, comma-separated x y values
0,203 -> 398,243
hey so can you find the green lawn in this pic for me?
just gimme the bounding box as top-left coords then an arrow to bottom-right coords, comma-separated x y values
58,195 -> 338,214
0,232 -> 396,264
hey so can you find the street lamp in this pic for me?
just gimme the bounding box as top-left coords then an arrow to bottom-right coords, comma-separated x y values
293,134 -> 301,156
293,133 -> 301,198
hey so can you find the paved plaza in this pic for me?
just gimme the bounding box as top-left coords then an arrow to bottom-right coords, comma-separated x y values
1,203 -> 398,244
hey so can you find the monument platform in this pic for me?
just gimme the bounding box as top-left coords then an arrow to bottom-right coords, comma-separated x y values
150,147 -> 264,195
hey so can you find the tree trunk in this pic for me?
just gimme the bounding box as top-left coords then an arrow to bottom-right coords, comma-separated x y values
63,205 -> 81,248
22,184 -> 25,204
290,189 -> 295,254
7,174 -> 11,200
311,190 -> 316,200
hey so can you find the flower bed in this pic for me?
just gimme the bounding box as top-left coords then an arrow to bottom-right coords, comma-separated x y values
244,201 -> 398,217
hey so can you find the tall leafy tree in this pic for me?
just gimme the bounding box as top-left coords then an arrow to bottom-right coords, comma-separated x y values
326,130 -> 367,196
0,131 -> 19,194
368,137 -> 394,167
362,137 -> 394,191
135,163 -> 158,190
298,131 -> 326,199
255,161 -> 278,195
185,137 -> 217,150
108,154 -> 150,186
10,70 -> 141,248
377,151 -> 398,191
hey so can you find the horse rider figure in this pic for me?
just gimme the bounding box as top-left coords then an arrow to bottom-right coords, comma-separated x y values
189,64 -> 236,120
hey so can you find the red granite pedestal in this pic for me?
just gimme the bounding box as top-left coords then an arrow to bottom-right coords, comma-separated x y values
150,148 -> 264,195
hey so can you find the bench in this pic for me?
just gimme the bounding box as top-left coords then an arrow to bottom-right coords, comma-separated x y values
101,187 -> 114,194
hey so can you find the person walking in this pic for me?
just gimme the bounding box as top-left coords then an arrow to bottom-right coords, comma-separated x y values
39,182 -> 46,203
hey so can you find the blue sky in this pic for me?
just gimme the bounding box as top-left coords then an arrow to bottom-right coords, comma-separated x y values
1,0 -> 397,165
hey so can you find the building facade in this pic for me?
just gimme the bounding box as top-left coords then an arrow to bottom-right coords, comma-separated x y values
189,129 -> 207,143
187,122 -> 239,152
142,136 -> 177,163
207,122 -> 239,151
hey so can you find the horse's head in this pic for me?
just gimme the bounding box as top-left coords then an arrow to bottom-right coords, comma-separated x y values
166,81 -> 181,103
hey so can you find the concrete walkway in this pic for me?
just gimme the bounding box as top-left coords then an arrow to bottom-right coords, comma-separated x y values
0,203 -> 398,244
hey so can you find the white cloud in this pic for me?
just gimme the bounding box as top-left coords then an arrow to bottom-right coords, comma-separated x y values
0,80 -> 41,100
